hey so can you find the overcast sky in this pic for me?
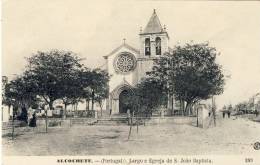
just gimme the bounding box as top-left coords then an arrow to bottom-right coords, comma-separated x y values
2,0 -> 260,108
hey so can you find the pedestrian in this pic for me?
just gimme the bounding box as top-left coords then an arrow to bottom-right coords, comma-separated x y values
127,109 -> 131,125
222,111 -> 225,118
255,110 -> 259,117
110,108 -> 112,116
29,112 -> 37,128
18,105 -> 28,124
227,111 -> 231,118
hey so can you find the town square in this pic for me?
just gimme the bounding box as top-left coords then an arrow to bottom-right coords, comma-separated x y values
1,1 -> 260,163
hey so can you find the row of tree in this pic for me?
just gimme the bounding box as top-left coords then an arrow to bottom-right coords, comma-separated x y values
3,42 -> 225,122
3,50 -> 109,120
232,93 -> 260,113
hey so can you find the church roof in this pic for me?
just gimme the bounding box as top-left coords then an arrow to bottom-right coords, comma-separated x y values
142,9 -> 164,34
104,43 -> 139,58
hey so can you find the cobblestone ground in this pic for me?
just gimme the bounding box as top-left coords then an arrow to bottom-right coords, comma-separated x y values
2,116 -> 260,155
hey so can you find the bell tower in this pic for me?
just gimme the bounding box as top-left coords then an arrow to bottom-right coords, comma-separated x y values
139,9 -> 169,58
135,9 -> 170,83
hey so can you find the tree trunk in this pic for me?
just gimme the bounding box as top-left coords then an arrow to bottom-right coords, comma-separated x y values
91,90 -> 94,111
136,111 -> 139,133
75,102 -> 78,111
196,108 -> 199,127
63,104 -> 67,119
45,100 -> 53,133
99,102 -> 103,117
189,103 -> 193,116
128,115 -> 133,140
212,97 -> 216,126
45,110 -> 48,133
48,101 -> 54,110
212,108 -> 216,126
86,99 -> 89,110
12,109 -> 15,140
171,94 -> 175,116
185,102 -> 191,116
180,100 -> 185,116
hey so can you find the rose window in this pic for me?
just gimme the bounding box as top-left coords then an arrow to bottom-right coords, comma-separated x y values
114,53 -> 136,74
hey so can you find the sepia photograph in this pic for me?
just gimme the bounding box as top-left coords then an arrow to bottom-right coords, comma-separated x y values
1,0 -> 260,164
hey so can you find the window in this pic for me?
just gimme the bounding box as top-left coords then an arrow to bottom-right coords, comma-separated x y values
145,38 -> 151,56
155,37 -> 161,55
114,53 -> 136,74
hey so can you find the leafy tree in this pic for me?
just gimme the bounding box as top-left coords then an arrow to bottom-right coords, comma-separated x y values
124,77 -> 167,139
78,67 -> 93,110
88,69 -> 109,112
3,74 -> 38,138
136,78 -> 168,116
4,74 -> 38,111
26,50 -> 83,110
25,50 -> 84,130
2,81 -> 14,114
149,42 -> 225,115
124,77 -> 167,117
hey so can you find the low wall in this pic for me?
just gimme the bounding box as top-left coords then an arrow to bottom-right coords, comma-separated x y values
36,118 -> 98,127
144,116 -> 196,125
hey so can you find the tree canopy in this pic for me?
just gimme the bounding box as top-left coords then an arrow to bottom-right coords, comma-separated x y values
149,42 -> 225,115
124,77 -> 168,116
3,49 -> 109,116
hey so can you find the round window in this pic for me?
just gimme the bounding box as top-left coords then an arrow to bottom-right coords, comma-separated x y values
114,53 -> 136,74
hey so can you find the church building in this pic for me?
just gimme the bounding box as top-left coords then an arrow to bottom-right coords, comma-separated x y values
103,9 -> 171,114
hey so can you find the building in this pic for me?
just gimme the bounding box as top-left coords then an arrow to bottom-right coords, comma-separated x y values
2,76 -> 13,122
103,10 -> 171,114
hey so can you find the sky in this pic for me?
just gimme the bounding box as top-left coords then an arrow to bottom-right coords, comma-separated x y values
2,0 -> 260,108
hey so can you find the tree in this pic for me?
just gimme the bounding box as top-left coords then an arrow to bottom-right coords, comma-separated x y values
3,74 -> 38,139
78,67 -> 93,111
137,78 -> 168,116
149,42 -> 225,116
4,74 -> 38,114
58,64 -> 84,119
124,77 -> 167,139
124,77 -> 167,117
26,50 -> 84,131
27,50 -> 83,111
88,69 -> 109,112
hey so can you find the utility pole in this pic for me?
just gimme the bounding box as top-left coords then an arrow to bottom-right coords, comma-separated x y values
212,96 -> 216,126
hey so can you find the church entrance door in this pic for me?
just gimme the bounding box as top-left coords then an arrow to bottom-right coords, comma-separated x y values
119,90 -> 131,113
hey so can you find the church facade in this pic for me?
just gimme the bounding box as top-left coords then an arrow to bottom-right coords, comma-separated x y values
103,10 -> 170,114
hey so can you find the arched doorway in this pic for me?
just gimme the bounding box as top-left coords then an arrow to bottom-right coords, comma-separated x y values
110,81 -> 133,114
119,89 -> 132,113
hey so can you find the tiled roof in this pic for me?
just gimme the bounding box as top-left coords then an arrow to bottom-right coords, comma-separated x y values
142,9 -> 164,34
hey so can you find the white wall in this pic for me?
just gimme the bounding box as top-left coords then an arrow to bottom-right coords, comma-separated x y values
107,46 -> 139,92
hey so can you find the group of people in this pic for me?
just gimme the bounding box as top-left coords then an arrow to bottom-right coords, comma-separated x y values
17,106 -> 37,127
222,111 -> 231,118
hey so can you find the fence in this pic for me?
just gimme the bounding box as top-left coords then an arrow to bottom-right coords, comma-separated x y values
37,110 -> 96,118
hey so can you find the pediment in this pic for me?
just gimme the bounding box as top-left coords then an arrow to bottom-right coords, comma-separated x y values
104,43 -> 139,60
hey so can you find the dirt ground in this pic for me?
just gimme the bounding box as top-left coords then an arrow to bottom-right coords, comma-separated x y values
2,116 -> 260,155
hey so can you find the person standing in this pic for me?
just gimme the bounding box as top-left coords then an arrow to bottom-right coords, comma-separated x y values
127,109 -> 131,125
29,112 -> 37,128
227,111 -> 231,118
109,108 -> 112,116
